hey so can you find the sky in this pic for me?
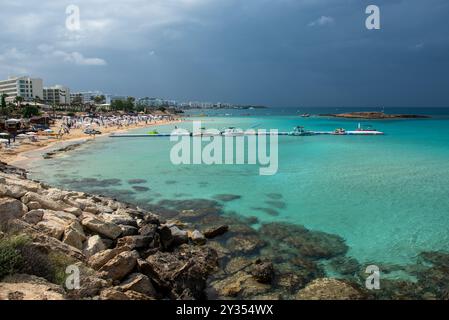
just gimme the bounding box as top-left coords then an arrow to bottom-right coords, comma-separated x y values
0,0 -> 449,107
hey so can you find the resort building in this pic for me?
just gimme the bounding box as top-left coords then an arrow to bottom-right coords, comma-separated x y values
0,76 -> 44,102
43,85 -> 71,105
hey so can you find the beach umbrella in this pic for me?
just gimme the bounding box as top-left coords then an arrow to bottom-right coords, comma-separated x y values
26,132 -> 37,136
0,138 -> 9,143
44,129 -> 53,133
0,133 -> 10,137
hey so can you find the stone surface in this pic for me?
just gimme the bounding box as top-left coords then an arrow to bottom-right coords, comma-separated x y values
119,273 -> 156,297
89,246 -> 130,270
204,225 -> 229,239
22,209 -> 44,224
0,274 -> 65,300
82,216 -> 122,239
99,251 -> 139,281
62,221 -> 86,250
83,235 -> 106,258
296,278 -> 365,300
0,197 -> 27,225
250,260 -> 275,284
117,235 -> 153,250
189,230 -> 207,245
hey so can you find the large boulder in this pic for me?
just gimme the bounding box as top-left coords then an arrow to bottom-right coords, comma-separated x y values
88,246 -> 130,270
21,192 -> 67,212
296,278 -> 365,300
119,273 -> 156,297
82,217 -> 122,239
22,209 -> 44,224
117,235 -> 153,250
62,221 -> 87,250
83,235 -> 106,258
0,197 -> 27,225
36,211 -> 78,240
204,225 -> 229,239
144,244 -> 218,299
99,251 -> 139,281
250,260 -> 275,284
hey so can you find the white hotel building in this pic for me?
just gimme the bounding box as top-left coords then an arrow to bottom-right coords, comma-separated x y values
0,76 -> 44,102
43,85 -> 71,105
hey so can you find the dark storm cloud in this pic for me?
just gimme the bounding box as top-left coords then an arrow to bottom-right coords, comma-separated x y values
0,0 -> 448,106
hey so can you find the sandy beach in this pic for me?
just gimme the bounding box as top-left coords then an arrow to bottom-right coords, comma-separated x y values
0,117 -> 183,166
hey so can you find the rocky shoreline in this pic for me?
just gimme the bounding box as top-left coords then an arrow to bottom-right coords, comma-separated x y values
1,161 -> 449,300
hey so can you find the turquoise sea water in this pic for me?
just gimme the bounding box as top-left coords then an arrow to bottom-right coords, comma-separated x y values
28,108 -> 449,268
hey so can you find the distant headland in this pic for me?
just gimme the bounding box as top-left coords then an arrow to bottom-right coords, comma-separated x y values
318,112 -> 430,119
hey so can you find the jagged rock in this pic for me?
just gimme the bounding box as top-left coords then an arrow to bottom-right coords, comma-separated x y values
21,192 -> 67,211
83,235 -> 106,258
63,221 -> 86,250
36,211 -> 77,240
120,225 -> 139,237
158,226 -> 173,250
204,225 -> 229,239
139,224 -> 158,237
250,260 -> 274,284
169,226 -> 189,245
99,251 -> 140,281
22,209 -> 44,224
0,185 -> 27,199
189,230 -> 206,245
101,214 -> 137,227
144,244 -> 218,299
123,290 -> 155,300
81,216 -> 122,239
117,235 -> 153,250
0,274 -> 65,300
63,207 -> 82,217
99,287 -> 130,300
27,201 -> 42,210
89,246 -> 131,270
119,273 -> 156,297
296,278 -> 364,300
0,197 -> 27,224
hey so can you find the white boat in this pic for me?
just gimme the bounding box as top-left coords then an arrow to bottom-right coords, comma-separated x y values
289,126 -> 314,136
221,127 -> 245,136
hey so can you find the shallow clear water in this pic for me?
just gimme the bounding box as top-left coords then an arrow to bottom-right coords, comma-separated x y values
29,108 -> 449,267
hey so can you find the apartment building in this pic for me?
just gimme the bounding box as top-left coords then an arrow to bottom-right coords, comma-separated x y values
43,85 -> 71,105
0,76 -> 44,102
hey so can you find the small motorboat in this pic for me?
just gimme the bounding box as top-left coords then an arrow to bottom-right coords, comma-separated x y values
299,113 -> 311,118
333,128 -> 346,135
289,126 -> 314,136
221,127 -> 244,136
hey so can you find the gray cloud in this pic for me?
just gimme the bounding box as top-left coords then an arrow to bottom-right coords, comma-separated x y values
0,0 -> 448,106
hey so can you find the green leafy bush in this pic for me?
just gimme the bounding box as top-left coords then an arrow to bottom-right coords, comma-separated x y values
0,234 -> 30,279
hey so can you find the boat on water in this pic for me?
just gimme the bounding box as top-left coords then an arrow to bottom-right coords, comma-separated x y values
333,128 -> 347,135
349,123 -> 384,135
221,127 -> 245,136
299,113 -> 311,118
289,126 -> 314,136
